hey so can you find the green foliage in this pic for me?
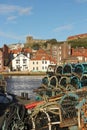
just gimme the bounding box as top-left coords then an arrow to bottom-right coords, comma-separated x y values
68,38 -> 87,48
46,39 -> 64,45
24,38 -> 64,50
43,42 -> 47,48
46,39 -> 58,44
31,43 -> 40,50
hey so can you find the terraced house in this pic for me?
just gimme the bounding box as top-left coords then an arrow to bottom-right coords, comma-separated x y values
29,49 -> 56,72
11,49 -> 56,72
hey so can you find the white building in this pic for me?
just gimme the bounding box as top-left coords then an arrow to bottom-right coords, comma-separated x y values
12,53 -> 30,71
11,49 -> 56,72
29,59 -> 50,72
29,52 -> 56,72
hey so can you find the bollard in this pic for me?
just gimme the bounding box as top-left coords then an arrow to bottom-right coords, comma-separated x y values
25,93 -> 28,100
21,92 -> 25,99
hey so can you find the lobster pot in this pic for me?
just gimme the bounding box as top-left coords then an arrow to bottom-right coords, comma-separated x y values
55,65 -> 63,75
77,101 -> 87,130
82,63 -> 87,74
70,76 -> 80,89
36,89 -> 53,97
59,76 -> 70,88
74,63 -> 84,76
41,76 -> 58,97
41,76 -> 49,86
62,63 -> 75,75
59,94 -> 79,128
56,75 -> 61,83
34,109 -> 61,130
35,111 -> 49,130
49,76 -> 58,88
80,74 -> 87,88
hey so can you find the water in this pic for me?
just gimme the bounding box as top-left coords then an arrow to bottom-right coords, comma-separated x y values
5,76 -> 43,99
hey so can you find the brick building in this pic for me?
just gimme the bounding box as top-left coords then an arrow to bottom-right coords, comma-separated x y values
71,47 -> 87,62
50,42 -> 71,65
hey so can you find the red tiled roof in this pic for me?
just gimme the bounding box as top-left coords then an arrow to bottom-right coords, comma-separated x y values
72,48 -> 87,57
9,48 -> 22,54
24,48 -> 32,53
31,53 -> 50,60
67,33 -> 87,40
31,49 -> 56,64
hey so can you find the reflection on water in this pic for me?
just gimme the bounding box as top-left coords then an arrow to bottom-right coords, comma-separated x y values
5,76 -> 43,99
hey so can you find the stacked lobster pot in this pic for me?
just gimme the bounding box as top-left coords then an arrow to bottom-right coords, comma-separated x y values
32,63 -> 87,130
2,63 -> 87,130
35,63 -> 87,98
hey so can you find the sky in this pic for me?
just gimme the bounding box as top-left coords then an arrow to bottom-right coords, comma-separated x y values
0,0 -> 87,47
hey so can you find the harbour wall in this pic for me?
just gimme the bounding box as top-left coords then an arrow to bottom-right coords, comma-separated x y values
0,71 -> 46,76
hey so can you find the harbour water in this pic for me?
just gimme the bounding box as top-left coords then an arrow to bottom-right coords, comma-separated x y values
5,76 -> 44,99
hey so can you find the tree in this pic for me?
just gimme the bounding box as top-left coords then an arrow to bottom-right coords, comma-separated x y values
68,38 -> 87,48
32,43 -> 40,50
46,39 -> 58,44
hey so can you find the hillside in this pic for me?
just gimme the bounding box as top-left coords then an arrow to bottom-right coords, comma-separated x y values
25,34 -> 87,49
67,33 -> 87,48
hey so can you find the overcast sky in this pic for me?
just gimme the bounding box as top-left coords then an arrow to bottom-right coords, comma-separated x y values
0,0 -> 87,47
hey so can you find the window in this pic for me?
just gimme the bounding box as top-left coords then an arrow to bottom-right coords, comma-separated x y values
53,51 -> 57,55
36,61 -> 38,64
42,60 -> 44,64
16,60 -> 20,64
23,65 -> 27,67
42,66 -> 44,70
23,59 -> 27,64
33,62 -> 35,64
45,61 -> 47,64
16,65 -> 20,69
36,67 -> 38,70
45,66 -> 47,70
25,67 -> 28,69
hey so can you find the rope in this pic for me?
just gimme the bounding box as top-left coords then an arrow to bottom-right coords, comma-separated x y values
2,103 -> 26,130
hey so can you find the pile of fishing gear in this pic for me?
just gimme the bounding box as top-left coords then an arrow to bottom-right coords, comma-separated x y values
2,62 -> 87,130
